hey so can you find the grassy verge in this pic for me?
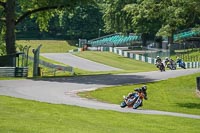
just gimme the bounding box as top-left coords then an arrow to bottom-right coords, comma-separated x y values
74,51 -> 156,72
79,72 -> 200,115
171,49 -> 200,61
16,40 -> 77,53
0,96 -> 200,133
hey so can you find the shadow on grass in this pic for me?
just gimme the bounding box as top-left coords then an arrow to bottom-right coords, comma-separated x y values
176,103 -> 200,109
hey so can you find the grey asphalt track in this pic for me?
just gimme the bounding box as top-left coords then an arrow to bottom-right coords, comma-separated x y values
0,68 -> 200,119
41,53 -> 122,71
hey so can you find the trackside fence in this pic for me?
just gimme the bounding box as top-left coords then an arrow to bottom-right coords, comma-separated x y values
108,47 -> 200,69
28,56 -> 74,76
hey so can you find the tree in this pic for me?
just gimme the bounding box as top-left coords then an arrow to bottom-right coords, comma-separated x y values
103,0 -> 134,33
15,4 -> 104,40
62,4 -> 104,39
123,0 -> 200,43
102,0 -> 162,46
0,0 -> 95,55
103,0 -> 200,44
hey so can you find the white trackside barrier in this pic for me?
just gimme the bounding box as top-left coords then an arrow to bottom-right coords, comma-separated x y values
108,47 -> 200,68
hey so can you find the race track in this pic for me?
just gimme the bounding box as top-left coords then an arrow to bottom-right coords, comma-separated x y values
41,53 -> 122,71
0,53 -> 200,119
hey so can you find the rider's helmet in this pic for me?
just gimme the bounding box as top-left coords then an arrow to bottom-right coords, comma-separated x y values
141,85 -> 148,100
156,56 -> 160,59
165,57 -> 169,60
141,85 -> 147,91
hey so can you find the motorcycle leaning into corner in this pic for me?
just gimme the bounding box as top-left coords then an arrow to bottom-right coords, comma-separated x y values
155,61 -> 165,72
176,57 -> 186,69
165,58 -> 176,70
120,85 -> 148,109
155,56 -> 165,72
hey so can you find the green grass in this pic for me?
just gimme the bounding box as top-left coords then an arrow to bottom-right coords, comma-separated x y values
174,48 -> 200,54
16,40 -> 77,53
172,49 -> 200,61
0,96 -> 200,133
74,51 -> 156,72
79,72 -> 200,115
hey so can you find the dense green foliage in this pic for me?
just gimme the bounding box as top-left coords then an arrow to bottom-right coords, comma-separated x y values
103,0 -> 200,43
0,0 -> 96,54
1,0 -> 200,54
3,0 -> 200,38
16,4 -> 104,40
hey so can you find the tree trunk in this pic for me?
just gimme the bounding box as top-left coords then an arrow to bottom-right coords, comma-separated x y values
141,33 -> 148,46
5,0 -> 16,55
168,31 -> 174,44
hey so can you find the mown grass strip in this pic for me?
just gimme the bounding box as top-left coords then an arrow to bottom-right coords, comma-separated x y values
74,51 -> 156,72
16,40 -> 77,53
0,96 -> 200,133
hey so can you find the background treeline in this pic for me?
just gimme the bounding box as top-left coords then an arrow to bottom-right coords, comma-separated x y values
3,0 -> 200,44
16,0 -> 200,43
16,4 -> 104,40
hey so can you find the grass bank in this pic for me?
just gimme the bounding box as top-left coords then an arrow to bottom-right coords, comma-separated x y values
0,96 -> 200,133
74,51 -> 156,72
16,40 -> 76,53
79,72 -> 200,115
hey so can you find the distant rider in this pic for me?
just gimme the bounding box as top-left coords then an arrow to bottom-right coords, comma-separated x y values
156,56 -> 162,64
176,57 -> 182,63
164,57 -> 170,67
155,56 -> 161,67
176,57 -> 186,69
155,56 -> 163,68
